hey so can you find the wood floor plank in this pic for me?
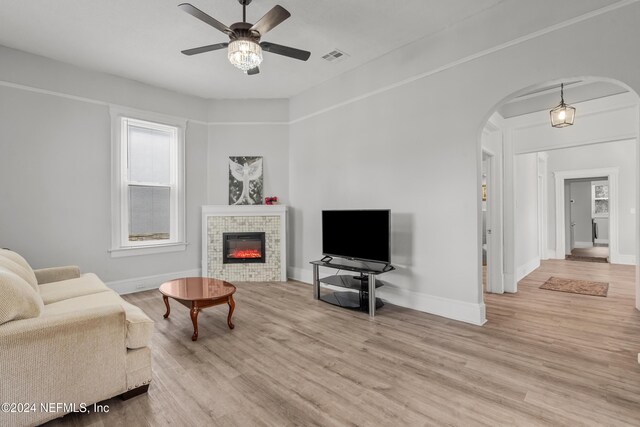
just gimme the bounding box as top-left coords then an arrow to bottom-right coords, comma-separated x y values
46,259 -> 640,426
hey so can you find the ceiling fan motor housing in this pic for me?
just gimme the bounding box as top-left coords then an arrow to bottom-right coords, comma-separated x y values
230,22 -> 261,41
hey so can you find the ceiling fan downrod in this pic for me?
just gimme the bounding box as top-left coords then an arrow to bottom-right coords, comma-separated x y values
239,0 -> 252,23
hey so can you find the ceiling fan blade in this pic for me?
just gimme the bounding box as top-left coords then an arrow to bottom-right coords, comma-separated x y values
181,42 -> 229,56
249,5 -> 291,36
247,67 -> 260,75
178,3 -> 232,35
260,42 -> 310,61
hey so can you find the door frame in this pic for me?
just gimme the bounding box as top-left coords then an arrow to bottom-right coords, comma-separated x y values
537,153 -> 549,260
482,148 -> 504,293
554,167 -> 619,262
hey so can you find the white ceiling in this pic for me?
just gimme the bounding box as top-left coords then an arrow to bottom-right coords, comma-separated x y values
0,0 -> 505,99
498,80 -> 629,118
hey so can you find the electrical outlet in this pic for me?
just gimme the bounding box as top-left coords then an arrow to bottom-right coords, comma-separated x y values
135,284 -> 145,289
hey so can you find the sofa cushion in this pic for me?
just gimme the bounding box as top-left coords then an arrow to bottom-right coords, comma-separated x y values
43,291 -> 154,349
0,250 -> 38,293
39,273 -> 110,304
0,267 -> 44,325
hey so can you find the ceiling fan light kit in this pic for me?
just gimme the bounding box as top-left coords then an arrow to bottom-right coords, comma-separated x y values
228,39 -> 262,71
179,0 -> 310,75
550,83 -> 576,128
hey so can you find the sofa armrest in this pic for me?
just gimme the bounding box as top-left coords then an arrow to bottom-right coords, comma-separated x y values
34,265 -> 81,284
0,306 -> 127,426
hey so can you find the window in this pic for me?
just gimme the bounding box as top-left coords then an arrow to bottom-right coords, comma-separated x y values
110,108 -> 186,257
592,181 -> 609,218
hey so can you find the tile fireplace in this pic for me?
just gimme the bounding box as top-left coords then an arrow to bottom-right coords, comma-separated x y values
202,205 -> 287,282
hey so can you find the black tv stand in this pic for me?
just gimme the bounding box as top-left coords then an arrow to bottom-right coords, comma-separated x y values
309,258 -> 395,317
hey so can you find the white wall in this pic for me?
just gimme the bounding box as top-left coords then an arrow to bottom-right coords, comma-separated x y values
515,153 -> 540,280
546,140 -> 636,257
0,83 -> 208,283
288,1 -> 640,324
0,46 -> 293,288
207,99 -> 290,205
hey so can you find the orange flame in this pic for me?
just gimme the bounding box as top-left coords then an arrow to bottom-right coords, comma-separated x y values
229,249 -> 262,259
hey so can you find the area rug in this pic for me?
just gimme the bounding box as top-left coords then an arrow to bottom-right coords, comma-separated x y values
565,255 -> 608,263
540,277 -> 609,297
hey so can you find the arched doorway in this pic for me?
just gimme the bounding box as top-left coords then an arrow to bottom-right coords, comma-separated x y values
478,77 -> 640,313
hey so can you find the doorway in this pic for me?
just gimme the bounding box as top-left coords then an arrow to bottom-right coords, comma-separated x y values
482,152 -> 490,290
481,145 -> 503,294
564,177 -> 610,262
554,167 -> 620,264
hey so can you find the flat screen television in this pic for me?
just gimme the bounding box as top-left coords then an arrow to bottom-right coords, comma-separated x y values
322,210 -> 391,264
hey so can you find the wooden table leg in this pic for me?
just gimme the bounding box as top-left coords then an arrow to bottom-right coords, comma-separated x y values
190,304 -> 199,341
227,294 -> 235,329
163,295 -> 171,319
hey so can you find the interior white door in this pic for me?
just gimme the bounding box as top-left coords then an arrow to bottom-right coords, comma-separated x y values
570,199 -> 576,251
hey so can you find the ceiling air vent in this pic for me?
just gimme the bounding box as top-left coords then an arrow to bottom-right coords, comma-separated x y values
322,49 -> 349,63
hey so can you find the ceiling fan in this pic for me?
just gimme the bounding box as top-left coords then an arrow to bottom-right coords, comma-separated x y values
179,0 -> 311,75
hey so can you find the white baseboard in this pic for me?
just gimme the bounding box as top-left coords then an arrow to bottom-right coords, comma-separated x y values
288,266 -> 313,283
288,266 -> 486,326
106,268 -> 202,294
516,257 -> 540,282
574,241 -> 594,248
380,285 -> 486,326
594,239 -> 609,244
610,253 -> 636,266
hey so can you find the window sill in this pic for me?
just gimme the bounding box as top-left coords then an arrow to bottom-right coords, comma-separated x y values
109,242 -> 188,258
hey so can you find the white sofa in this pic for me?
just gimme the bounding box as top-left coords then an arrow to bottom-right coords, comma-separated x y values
0,249 -> 154,427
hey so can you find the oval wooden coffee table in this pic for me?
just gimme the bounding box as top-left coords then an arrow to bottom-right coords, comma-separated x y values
159,277 -> 236,341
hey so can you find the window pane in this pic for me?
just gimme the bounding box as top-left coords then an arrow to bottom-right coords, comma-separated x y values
129,185 -> 170,241
595,199 -> 609,215
594,184 -> 608,199
128,124 -> 171,184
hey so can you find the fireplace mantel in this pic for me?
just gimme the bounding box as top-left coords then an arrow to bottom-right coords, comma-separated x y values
201,205 -> 287,282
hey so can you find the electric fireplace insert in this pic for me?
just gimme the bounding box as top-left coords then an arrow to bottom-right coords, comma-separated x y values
222,232 -> 266,264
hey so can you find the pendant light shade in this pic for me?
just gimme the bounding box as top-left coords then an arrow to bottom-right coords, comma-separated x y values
550,83 -> 576,128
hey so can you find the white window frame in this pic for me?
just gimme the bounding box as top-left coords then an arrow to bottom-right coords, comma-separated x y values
591,180 -> 609,219
110,107 -> 187,257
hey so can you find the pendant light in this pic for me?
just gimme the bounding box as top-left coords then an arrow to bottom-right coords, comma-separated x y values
550,83 -> 576,128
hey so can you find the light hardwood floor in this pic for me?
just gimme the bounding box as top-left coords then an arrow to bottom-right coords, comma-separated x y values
49,260 -> 640,426
570,246 -> 609,259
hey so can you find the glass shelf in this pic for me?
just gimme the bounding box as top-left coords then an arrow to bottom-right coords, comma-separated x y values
319,274 -> 385,290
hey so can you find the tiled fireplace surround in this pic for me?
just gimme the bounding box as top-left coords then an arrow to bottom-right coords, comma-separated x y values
202,205 -> 287,282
